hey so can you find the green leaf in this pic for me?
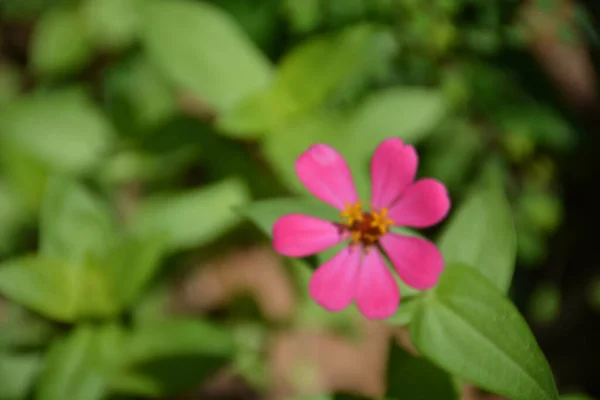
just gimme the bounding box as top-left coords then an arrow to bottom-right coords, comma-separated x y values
113,318 -> 234,396
30,7 -> 94,77
386,343 -> 456,400
0,88 -> 114,174
239,196 -> 338,236
104,231 -> 167,309
411,265 -> 559,400
140,0 -> 272,112
40,177 -> 115,265
0,257 -> 79,321
82,0 -> 140,51
437,170 -> 516,293
218,24 -> 396,136
0,353 -> 41,400
130,178 -> 250,252
36,325 -> 125,400
0,257 -> 116,322
347,88 -> 445,146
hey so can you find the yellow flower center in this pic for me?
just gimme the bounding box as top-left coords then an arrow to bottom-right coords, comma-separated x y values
340,202 -> 393,248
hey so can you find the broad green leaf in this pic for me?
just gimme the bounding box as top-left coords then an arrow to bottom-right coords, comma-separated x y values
275,24 -> 393,115
104,231 -> 167,309
386,343 -> 456,400
437,170 -> 516,292
113,318 -> 234,396
130,178 -> 250,252
0,353 -> 41,400
40,177 -> 115,265
140,0 -> 272,112
0,257 -> 116,322
411,265 -> 558,400
30,7 -> 93,77
218,24 -> 396,136
347,88 -> 445,146
36,325 -> 125,400
82,0 -> 140,51
0,88 -> 114,174
239,196 -> 338,236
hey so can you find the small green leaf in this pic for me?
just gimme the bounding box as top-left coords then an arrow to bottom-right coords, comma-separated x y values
438,170 -> 516,292
0,88 -> 114,174
0,353 -> 41,400
239,196 -> 338,237
36,325 -> 125,400
40,177 -> 115,265
140,0 -> 272,112
30,7 -> 94,77
130,178 -> 250,252
411,265 -> 559,400
386,343 -> 456,400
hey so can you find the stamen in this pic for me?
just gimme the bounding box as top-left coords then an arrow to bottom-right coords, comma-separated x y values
339,202 -> 394,250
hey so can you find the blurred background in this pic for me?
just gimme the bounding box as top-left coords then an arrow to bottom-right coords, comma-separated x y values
1,0 -> 600,399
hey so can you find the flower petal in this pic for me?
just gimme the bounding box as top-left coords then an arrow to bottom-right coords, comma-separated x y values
370,138 -> 418,209
309,245 -> 361,312
355,249 -> 400,320
295,144 -> 359,210
387,178 -> 450,228
273,214 -> 343,257
380,233 -> 444,290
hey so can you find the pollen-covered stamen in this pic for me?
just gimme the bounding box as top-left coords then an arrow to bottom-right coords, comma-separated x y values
340,202 -> 394,248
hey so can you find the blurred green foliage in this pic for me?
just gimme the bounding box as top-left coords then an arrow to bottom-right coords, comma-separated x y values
0,0 -> 589,399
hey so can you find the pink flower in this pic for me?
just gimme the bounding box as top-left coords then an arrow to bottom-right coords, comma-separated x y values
272,139 -> 451,320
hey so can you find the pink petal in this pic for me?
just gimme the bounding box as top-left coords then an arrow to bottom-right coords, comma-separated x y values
309,246 -> 361,312
273,214 -> 343,257
380,233 -> 444,290
295,144 -> 359,210
370,138 -> 418,209
355,249 -> 400,320
387,178 -> 450,228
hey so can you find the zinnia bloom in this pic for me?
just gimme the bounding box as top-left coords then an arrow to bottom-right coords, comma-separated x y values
272,138 -> 450,319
